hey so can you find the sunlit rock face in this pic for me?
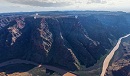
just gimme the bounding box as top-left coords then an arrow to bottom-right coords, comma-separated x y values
0,13 -> 130,71
7,18 -> 25,45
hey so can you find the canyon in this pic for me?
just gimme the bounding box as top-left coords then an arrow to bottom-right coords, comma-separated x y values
0,11 -> 130,76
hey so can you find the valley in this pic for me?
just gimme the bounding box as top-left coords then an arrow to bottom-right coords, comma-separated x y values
0,11 -> 130,76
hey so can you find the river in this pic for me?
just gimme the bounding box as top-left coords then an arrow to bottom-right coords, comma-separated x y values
100,34 -> 130,76
0,59 -> 76,76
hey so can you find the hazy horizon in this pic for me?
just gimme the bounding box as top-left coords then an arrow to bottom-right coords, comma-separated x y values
0,0 -> 130,13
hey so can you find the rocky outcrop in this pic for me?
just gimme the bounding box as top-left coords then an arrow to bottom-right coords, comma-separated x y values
112,64 -> 130,76
106,42 -> 130,76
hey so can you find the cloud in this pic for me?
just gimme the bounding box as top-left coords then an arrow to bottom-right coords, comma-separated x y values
5,0 -> 72,7
5,0 -> 107,7
1,0 -> 130,13
88,0 -> 107,3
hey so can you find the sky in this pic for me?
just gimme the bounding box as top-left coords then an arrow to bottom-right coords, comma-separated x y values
0,0 -> 130,13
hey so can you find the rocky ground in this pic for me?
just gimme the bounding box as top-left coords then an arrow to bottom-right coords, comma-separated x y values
106,41 -> 130,76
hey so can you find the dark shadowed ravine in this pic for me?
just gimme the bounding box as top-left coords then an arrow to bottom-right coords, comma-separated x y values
0,59 -> 76,76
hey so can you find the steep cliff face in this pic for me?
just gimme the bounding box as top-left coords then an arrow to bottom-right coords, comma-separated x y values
0,14 -> 130,71
106,41 -> 130,76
